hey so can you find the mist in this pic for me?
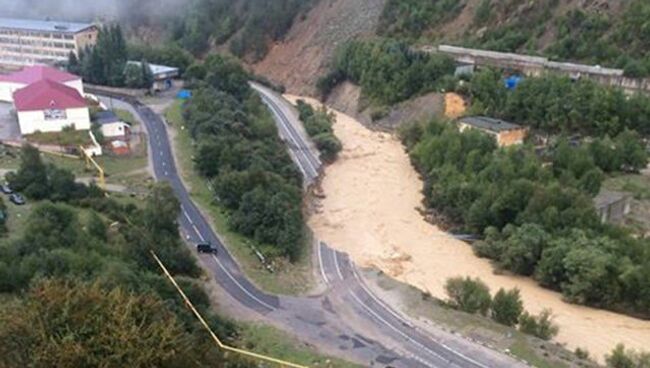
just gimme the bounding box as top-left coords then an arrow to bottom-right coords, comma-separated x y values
0,0 -> 191,24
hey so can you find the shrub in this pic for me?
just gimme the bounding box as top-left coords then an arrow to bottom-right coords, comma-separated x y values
491,288 -> 524,326
444,277 -> 492,315
518,309 -> 559,340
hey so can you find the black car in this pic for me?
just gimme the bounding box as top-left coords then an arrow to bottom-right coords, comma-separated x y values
0,184 -> 12,194
196,243 -> 217,254
9,193 -> 25,205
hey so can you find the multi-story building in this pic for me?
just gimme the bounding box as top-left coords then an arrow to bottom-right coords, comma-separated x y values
0,18 -> 98,67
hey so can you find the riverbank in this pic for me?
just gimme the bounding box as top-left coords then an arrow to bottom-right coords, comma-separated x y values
289,95 -> 650,363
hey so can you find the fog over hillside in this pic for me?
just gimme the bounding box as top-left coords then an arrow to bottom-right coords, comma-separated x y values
0,0 -> 189,24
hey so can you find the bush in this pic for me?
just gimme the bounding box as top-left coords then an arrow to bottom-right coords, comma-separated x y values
518,309 -> 559,340
606,344 -> 650,368
444,277 -> 492,315
295,99 -> 342,163
491,288 -> 524,326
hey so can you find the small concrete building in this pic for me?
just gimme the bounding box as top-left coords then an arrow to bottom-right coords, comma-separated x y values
13,78 -> 90,134
594,190 -> 631,224
0,65 -> 83,102
458,116 -> 528,147
94,110 -> 131,139
127,61 -> 179,91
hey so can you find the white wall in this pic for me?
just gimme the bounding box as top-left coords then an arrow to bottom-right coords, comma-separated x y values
100,122 -> 130,138
0,81 -> 26,102
18,107 -> 91,135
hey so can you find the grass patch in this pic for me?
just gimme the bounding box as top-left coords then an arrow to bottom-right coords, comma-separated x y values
114,108 -> 137,126
25,129 -> 92,147
165,100 -> 315,295
237,323 -> 362,368
604,173 -> 650,200
509,338 -> 569,368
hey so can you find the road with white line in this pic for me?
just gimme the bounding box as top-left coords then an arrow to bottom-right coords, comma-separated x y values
98,88 -> 526,368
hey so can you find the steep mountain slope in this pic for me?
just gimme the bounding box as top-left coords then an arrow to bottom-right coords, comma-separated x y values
252,0 -> 386,95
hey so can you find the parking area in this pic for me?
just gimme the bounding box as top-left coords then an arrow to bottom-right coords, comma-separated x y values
0,102 -> 20,141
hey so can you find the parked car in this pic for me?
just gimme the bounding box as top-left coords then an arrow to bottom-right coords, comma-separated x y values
196,242 -> 217,254
0,184 -> 12,194
9,193 -> 25,205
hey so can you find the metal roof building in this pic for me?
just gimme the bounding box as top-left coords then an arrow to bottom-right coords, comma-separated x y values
0,18 -> 95,34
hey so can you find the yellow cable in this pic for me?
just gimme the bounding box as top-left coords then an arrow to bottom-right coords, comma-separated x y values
150,250 -> 310,368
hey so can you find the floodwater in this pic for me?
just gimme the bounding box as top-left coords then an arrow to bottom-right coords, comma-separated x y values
286,95 -> 650,363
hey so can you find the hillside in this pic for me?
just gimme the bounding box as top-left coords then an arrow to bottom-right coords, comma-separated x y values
252,0 -> 386,95
251,0 -> 650,93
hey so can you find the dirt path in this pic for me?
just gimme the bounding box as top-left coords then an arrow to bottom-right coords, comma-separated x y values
286,95 -> 650,363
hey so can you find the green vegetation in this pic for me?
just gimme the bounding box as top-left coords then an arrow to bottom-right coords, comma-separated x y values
444,276 -> 557,339
25,128 -> 92,147
172,0 -> 315,60
466,69 -> 650,137
491,288 -> 524,327
403,120 -> 650,317
377,0 -> 464,40
183,55 -> 304,261
167,100 -> 315,295
6,145 -> 102,201
295,100 -> 341,162
377,0 -> 650,76
518,310 -> 559,341
606,344 -> 650,368
69,25 -> 153,89
444,276 -> 491,315
319,39 -> 455,105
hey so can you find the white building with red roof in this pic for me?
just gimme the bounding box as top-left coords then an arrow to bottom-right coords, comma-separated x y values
0,65 -> 83,102
13,78 -> 90,135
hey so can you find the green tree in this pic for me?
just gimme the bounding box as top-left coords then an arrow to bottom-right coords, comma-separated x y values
0,279 -> 235,368
491,288 -> 524,326
518,309 -> 559,340
7,144 -> 48,200
444,277 -> 492,315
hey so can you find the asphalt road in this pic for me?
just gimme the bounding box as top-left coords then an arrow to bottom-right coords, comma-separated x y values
103,90 -> 526,368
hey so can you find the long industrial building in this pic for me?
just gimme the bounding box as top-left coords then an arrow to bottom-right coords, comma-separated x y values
0,18 -> 98,67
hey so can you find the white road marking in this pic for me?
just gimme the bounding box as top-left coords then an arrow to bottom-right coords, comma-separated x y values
317,242 -> 330,285
351,264 -> 490,368
348,291 -> 445,367
211,254 -> 275,311
193,225 -> 204,242
331,248 -> 344,281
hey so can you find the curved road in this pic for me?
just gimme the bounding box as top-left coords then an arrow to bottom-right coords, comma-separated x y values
101,90 -> 525,368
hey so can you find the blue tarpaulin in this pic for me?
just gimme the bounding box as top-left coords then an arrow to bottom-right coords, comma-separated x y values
177,90 -> 192,100
505,75 -> 523,90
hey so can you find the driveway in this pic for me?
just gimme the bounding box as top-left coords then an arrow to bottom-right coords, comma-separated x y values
0,102 -> 20,141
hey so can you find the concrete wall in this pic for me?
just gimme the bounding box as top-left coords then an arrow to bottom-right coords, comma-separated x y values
100,122 -> 130,138
18,106 -> 90,134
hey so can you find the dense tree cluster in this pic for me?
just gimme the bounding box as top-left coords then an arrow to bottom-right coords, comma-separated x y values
404,120 -> 650,316
68,25 -> 154,89
172,0 -> 315,59
0,156 -> 255,366
295,100 -> 341,163
318,39 -> 456,105
183,55 -> 304,260
444,277 -> 556,339
467,69 -> 650,137
6,145 -> 103,202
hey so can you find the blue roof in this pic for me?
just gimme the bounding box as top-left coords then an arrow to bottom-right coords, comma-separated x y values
94,111 -> 122,125
0,18 -> 95,34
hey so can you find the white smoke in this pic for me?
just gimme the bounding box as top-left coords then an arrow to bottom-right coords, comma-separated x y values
0,0 -> 191,24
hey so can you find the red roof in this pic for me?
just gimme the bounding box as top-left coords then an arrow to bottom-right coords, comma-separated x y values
0,65 -> 79,85
14,79 -> 86,112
